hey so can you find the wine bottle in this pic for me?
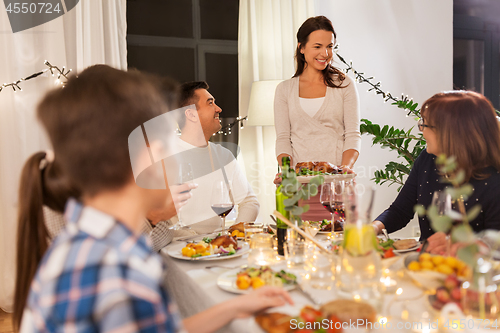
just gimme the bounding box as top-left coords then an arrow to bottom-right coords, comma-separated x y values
276,156 -> 291,255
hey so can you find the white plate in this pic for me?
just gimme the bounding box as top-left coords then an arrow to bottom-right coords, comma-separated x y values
317,230 -> 343,234
393,243 -> 421,254
217,266 -> 296,294
296,173 -> 355,184
165,240 -> 250,261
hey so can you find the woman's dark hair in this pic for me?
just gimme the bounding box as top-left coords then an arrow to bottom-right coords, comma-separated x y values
293,16 -> 346,88
422,91 -> 500,181
13,152 -> 79,331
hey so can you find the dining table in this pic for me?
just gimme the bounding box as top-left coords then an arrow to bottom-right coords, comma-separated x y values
160,234 -> 459,333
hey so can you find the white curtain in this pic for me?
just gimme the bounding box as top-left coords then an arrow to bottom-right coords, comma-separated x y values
238,0 -> 315,222
0,0 -> 127,312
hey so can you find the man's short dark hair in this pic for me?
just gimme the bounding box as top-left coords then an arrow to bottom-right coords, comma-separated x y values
179,81 -> 209,107
176,81 -> 209,129
37,65 -> 167,197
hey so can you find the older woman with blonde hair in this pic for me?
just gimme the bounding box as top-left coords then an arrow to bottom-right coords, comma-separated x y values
373,91 -> 500,254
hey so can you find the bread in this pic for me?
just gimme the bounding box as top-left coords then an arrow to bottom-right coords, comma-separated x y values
393,239 -> 418,250
255,312 -> 292,333
320,299 -> 376,324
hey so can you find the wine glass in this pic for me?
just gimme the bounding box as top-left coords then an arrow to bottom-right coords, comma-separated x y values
331,180 -> 346,229
211,180 -> 234,235
169,163 -> 194,230
430,190 -> 454,255
320,183 -> 334,231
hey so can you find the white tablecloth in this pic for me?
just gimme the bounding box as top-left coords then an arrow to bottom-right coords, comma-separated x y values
161,237 -> 435,333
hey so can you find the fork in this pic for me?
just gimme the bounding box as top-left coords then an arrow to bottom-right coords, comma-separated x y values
205,264 -> 247,270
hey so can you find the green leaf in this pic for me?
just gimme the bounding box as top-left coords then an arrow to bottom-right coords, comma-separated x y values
283,193 -> 301,207
282,182 -> 299,197
454,169 -> 466,185
308,184 -> 319,197
291,206 -> 304,216
309,175 -> 324,187
436,154 -> 447,165
466,204 -> 482,221
457,244 -> 479,268
456,184 -> 474,200
428,205 -> 453,232
414,204 -> 426,216
301,204 -> 309,214
451,224 -> 476,243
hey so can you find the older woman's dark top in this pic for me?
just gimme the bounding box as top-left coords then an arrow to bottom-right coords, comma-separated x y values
376,149 -> 500,240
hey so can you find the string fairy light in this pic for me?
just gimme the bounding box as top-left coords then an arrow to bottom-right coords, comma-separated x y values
213,116 -> 248,136
0,60 -> 71,93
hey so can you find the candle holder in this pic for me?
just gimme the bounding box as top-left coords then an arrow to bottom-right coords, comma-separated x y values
247,233 -> 275,266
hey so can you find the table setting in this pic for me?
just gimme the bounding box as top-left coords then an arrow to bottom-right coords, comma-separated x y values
160,160 -> 500,333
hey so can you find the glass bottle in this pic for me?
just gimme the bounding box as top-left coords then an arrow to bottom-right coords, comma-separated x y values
276,156 -> 291,255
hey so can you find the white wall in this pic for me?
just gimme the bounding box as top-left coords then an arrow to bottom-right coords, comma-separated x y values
315,0 -> 453,237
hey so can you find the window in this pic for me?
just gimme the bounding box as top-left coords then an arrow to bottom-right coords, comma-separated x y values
454,0 -> 500,109
127,0 -> 240,151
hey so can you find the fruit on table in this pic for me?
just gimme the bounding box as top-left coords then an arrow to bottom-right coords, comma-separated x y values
407,261 -> 421,271
432,275 -> 463,310
408,254 -> 469,277
436,264 -> 454,275
444,274 -> 460,290
436,287 -> 451,303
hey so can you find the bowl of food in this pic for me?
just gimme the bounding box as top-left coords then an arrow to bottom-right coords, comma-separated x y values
404,252 -> 469,291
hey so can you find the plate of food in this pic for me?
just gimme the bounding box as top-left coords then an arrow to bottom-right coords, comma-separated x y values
405,252 -> 469,291
255,300 -> 377,333
308,219 -> 344,235
166,234 -> 249,261
295,161 -> 356,184
217,265 -> 297,294
377,238 -> 420,257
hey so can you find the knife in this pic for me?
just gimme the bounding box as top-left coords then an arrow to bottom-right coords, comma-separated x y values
189,249 -> 249,260
295,282 -> 320,305
175,232 -> 218,242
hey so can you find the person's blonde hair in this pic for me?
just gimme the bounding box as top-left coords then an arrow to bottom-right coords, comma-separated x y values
422,91 -> 500,181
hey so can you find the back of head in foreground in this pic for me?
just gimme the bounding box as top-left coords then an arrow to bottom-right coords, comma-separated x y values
37,64 -> 167,199
421,90 -> 500,181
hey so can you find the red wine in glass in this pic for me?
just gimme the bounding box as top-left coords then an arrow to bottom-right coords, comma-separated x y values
211,204 -> 234,218
321,201 -> 334,213
211,180 -> 233,235
332,201 -> 345,220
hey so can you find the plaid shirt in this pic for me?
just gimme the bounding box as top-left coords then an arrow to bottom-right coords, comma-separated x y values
22,199 -> 183,333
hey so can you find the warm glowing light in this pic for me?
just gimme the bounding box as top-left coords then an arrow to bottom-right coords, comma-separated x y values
396,288 -> 403,295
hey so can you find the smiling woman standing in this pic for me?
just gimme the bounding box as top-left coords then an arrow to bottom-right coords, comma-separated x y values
274,16 -> 361,220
